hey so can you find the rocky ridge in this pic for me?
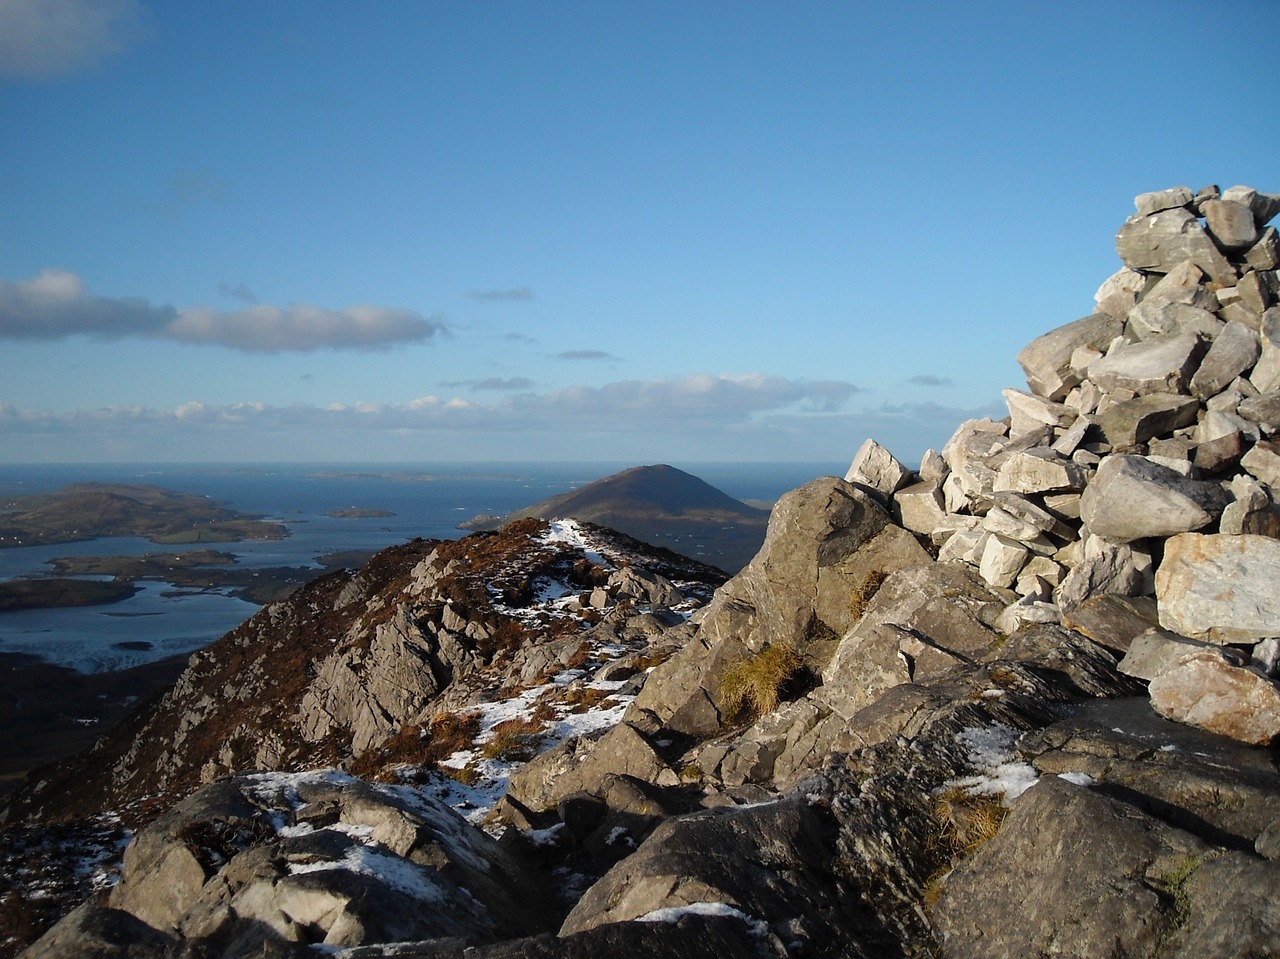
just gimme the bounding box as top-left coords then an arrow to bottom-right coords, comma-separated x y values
10,184 -> 1280,958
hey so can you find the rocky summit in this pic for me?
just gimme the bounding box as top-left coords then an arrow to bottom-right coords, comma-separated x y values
7,185 -> 1280,958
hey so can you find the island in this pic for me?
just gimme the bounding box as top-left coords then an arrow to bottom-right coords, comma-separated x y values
323,508 -> 397,518
0,578 -> 139,612
0,483 -> 289,548
41,550 -> 318,605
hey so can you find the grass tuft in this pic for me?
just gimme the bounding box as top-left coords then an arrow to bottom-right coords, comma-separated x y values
849,568 -> 890,621
720,642 -> 802,719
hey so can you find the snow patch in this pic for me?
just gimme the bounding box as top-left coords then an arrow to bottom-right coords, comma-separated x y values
1057,771 -> 1095,787
945,723 -> 1040,804
638,901 -> 769,939
288,843 -> 449,903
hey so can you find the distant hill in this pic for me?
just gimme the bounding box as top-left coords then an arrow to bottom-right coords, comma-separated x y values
459,464 -> 770,573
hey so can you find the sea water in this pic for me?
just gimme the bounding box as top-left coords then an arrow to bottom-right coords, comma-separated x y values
0,462 -> 836,672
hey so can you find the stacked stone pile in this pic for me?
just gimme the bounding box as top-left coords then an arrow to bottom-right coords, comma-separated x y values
853,183 -> 1280,744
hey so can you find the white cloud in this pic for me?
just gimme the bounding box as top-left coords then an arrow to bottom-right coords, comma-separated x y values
0,382 -> 1001,463
0,270 -> 447,351
0,0 -> 146,80
0,268 -> 176,337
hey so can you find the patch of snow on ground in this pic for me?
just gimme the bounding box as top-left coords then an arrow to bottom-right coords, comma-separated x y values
522,823 -> 564,847
548,698 -> 632,742
638,901 -> 769,939
542,518 -> 612,567
1057,771 -> 1095,787
288,843 -> 448,903
945,723 -> 1040,804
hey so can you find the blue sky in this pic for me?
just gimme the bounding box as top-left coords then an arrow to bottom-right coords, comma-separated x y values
1,0 -> 1277,464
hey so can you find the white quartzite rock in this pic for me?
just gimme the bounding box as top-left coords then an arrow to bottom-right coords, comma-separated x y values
979,534 -> 1029,589
893,480 -> 946,536
1156,532 -> 1280,643
844,437 -> 913,498
993,449 -> 1088,495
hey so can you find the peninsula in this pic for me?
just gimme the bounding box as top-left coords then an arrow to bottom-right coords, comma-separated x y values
0,482 -> 288,548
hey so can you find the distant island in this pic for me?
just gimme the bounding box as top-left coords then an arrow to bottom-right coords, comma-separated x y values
324,507 -> 397,518
0,578 -> 139,612
460,463 -> 771,573
0,483 -> 288,548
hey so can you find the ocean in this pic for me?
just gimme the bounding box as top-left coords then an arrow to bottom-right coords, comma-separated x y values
0,461 -> 838,672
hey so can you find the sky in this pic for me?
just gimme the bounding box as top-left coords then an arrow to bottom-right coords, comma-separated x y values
1,0 -> 1277,465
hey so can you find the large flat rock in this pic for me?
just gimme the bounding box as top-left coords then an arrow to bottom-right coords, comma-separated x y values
1156,532 -> 1280,642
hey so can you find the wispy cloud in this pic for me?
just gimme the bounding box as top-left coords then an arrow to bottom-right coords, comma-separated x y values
907,374 -> 954,387
121,167 -> 229,218
441,377 -> 536,392
217,282 -> 258,304
0,0 -> 147,80
0,378 -> 996,464
0,269 -> 447,351
556,349 -> 619,361
468,287 -> 534,302
0,374 -> 863,437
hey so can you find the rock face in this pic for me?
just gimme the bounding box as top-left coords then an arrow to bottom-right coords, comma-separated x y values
13,184 -> 1280,959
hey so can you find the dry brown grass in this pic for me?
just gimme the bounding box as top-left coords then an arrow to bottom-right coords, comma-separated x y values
349,710 -> 482,780
480,716 -> 545,760
932,787 -> 1007,858
720,643 -> 802,719
849,568 -> 890,621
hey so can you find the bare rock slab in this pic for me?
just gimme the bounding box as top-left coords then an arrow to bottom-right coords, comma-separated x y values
1087,332 -> 1204,396
1157,532 -> 1280,642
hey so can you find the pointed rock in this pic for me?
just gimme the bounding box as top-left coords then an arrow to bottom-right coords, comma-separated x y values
844,438 -> 912,498
1245,226 -> 1279,271
1190,320 -> 1261,399
1017,312 -> 1124,400
1080,454 -> 1225,543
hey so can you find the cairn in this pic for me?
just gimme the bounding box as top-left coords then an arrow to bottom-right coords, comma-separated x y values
852,184 -> 1280,744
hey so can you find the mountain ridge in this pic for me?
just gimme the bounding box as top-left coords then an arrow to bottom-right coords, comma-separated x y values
9,183 -> 1280,958
459,464 -> 770,573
